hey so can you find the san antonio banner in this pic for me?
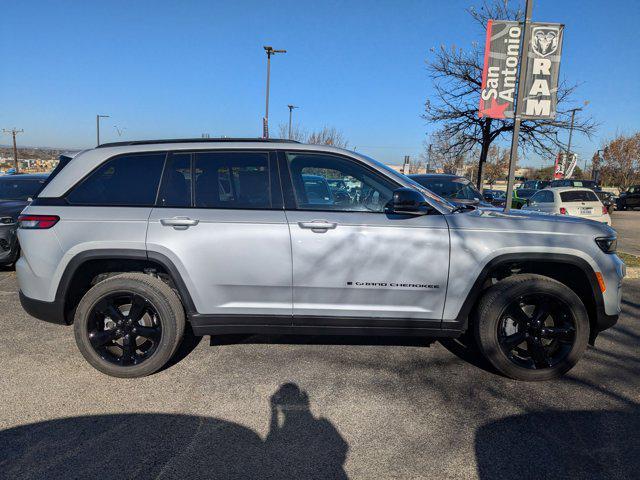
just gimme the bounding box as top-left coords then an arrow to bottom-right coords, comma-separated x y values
479,20 -> 564,120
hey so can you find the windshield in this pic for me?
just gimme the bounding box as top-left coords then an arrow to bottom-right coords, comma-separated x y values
0,178 -> 46,201
516,189 -> 537,199
411,176 -> 482,201
355,153 -> 455,212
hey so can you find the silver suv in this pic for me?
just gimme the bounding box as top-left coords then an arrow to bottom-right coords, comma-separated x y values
16,139 -> 625,380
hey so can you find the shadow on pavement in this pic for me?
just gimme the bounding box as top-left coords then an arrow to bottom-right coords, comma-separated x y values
475,407 -> 640,480
0,383 -> 348,480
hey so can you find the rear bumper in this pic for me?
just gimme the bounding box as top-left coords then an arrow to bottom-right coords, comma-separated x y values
19,290 -> 67,325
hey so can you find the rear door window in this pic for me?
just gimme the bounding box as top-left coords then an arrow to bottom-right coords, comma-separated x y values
157,153 -> 192,207
194,152 -> 272,209
560,190 -> 599,202
67,153 -> 166,206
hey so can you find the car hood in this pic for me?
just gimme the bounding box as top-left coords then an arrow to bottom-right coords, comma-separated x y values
446,205 -> 615,237
0,200 -> 28,219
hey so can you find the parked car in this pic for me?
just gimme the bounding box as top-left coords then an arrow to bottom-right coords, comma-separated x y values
594,190 -> 616,213
616,185 -> 640,211
408,174 -> 493,208
481,189 -> 507,207
17,138 -> 624,381
511,188 -> 538,209
522,188 -> 611,225
522,180 -> 551,190
0,173 -> 49,266
549,179 -> 601,191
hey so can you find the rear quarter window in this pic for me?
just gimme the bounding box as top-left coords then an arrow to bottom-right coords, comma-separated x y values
67,153 -> 166,206
560,190 -> 599,202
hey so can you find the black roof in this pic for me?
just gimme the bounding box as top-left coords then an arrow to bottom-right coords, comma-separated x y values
96,138 -> 300,148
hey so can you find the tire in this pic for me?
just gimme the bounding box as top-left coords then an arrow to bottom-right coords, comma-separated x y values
74,273 -> 185,378
474,274 -> 589,381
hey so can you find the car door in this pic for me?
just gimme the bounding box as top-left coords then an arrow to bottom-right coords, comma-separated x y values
280,151 -> 450,325
628,186 -> 640,208
146,150 -> 292,318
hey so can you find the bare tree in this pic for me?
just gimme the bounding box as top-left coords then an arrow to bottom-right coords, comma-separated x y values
423,0 -> 597,189
426,129 -> 469,174
307,127 -> 348,148
599,133 -> 640,190
277,124 -> 348,148
483,145 -> 509,186
277,123 -> 306,142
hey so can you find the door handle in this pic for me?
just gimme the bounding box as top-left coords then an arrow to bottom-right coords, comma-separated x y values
160,217 -> 199,229
298,220 -> 337,231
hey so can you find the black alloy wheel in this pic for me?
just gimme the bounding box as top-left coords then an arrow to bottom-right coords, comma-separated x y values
87,292 -> 162,366
497,294 -> 576,370
474,274 -> 589,381
74,273 -> 185,378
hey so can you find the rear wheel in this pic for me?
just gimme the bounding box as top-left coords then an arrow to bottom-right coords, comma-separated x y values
74,273 -> 185,378
474,274 -> 589,381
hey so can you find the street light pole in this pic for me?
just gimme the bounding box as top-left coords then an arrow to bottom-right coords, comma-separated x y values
565,107 -> 581,162
287,104 -> 298,139
263,46 -> 286,139
96,114 -> 110,146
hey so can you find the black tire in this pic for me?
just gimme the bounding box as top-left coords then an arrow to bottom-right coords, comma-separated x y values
74,273 -> 185,378
474,274 -> 589,381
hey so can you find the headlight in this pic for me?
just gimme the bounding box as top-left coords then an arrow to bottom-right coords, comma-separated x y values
595,237 -> 617,254
0,217 -> 15,225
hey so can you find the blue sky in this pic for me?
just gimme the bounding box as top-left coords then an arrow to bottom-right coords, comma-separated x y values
1,0 -> 639,166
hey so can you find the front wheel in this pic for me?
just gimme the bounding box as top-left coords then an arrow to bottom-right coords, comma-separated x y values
74,273 -> 185,378
474,274 -> 589,381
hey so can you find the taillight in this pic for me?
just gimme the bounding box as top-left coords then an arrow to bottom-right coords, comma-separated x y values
602,206 -> 607,215
18,215 -> 60,229
559,207 -> 567,215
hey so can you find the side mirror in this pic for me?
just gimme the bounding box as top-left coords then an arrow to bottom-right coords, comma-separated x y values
387,188 -> 432,215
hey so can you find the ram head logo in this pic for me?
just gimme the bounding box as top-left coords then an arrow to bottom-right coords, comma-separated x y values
531,27 -> 560,57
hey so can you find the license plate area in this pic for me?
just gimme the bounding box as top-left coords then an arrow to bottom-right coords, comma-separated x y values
579,208 -> 593,215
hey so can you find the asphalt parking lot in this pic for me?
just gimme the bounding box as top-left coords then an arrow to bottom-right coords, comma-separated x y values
1,270 -> 639,480
612,210 -> 640,256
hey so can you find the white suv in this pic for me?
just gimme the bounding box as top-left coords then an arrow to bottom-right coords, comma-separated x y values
522,187 -> 611,225
16,139 -> 625,380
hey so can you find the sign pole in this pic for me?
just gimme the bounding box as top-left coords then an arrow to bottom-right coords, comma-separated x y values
503,0 -> 533,213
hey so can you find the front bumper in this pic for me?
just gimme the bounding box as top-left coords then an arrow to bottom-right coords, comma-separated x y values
19,290 -> 67,325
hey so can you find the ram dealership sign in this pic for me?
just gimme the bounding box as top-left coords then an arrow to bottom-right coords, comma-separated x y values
479,20 -> 564,120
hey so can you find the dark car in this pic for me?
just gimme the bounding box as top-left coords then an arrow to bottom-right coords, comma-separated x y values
595,190 -> 616,213
408,174 -> 492,208
482,189 -> 507,207
616,185 -> 640,211
0,173 -> 48,266
511,188 -> 538,209
522,180 -> 550,190
549,179 -> 601,190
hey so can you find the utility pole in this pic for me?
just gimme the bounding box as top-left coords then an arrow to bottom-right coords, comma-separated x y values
96,114 -> 110,146
263,46 -> 286,139
426,144 -> 432,173
287,104 -> 298,140
503,0 -> 533,213
2,128 -> 23,173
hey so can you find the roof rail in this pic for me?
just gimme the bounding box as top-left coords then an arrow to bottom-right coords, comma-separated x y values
96,138 -> 300,148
